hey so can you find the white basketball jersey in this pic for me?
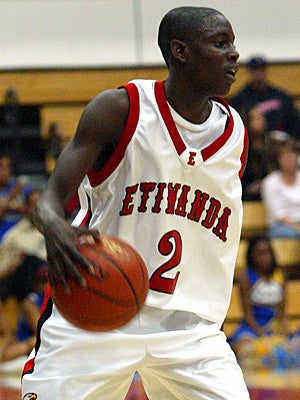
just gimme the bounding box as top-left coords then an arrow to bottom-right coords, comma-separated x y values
73,79 -> 248,325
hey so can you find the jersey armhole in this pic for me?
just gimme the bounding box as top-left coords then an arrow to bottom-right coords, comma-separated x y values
87,83 -> 140,186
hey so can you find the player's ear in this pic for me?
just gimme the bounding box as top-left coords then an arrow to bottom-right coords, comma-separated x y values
170,39 -> 188,63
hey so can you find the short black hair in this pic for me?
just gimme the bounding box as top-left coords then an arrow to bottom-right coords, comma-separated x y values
158,6 -> 222,66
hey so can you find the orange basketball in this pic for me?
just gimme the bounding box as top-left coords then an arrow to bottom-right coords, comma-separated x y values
51,235 -> 149,331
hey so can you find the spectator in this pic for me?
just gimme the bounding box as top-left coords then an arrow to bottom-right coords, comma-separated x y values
242,106 -> 271,200
1,87 -> 40,129
265,130 -> 296,170
0,153 -> 32,242
0,188 -> 46,274
0,261 -> 48,369
229,235 -> 287,366
1,87 -> 22,127
0,255 -> 47,318
230,56 -> 300,141
261,138 -> 300,238
0,188 -> 47,369
44,121 -> 64,174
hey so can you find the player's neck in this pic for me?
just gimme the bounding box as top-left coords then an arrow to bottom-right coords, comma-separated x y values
164,80 -> 212,125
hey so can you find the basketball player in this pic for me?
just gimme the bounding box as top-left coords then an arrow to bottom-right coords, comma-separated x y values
22,6 -> 250,400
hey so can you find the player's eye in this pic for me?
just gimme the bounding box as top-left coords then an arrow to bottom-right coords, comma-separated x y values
215,41 -> 226,49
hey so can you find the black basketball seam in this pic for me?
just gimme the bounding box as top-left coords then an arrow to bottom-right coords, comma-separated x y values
53,283 -> 137,322
76,284 -> 137,307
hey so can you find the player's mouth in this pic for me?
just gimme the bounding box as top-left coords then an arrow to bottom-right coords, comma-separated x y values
225,65 -> 238,82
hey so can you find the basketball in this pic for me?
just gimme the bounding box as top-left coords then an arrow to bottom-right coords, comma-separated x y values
51,235 -> 149,331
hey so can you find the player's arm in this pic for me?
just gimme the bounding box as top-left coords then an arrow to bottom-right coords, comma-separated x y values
34,88 -> 130,288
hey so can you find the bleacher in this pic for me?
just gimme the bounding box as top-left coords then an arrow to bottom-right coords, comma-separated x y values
241,201 -> 267,239
0,63 -> 299,139
223,279 -> 300,337
224,200 -> 300,338
0,67 -> 168,139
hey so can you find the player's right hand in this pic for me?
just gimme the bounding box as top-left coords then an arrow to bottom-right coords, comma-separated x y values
42,216 -> 101,291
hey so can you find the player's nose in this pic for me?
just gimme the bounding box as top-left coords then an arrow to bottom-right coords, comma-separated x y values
228,44 -> 239,62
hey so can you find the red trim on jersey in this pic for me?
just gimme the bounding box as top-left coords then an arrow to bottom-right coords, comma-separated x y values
40,283 -> 51,315
22,285 -> 51,376
87,83 -> 140,187
202,96 -> 234,161
239,127 -> 249,178
79,206 -> 91,227
154,82 -> 234,160
154,81 -> 186,155
22,285 -> 55,377
23,357 -> 35,375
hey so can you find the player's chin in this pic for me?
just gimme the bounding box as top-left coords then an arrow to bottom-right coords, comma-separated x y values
215,81 -> 234,97
217,73 -> 237,95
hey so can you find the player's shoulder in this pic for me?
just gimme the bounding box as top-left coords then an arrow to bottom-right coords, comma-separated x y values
79,87 -> 130,133
88,87 -> 129,113
84,79 -> 155,118
73,86 -> 131,146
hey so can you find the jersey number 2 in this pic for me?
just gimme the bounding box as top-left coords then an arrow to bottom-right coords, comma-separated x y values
149,230 -> 182,294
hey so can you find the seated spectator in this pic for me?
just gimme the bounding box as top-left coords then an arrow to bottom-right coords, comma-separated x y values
0,187 -> 47,369
0,188 -> 46,271
0,255 -> 47,314
229,235 -> 287,367
0,260 -> 48,366
265,129 -> 296,169
0,153 -> 32,242
242,106 -> 271,200
230,56 -> 300,141
261,138 -> 300,238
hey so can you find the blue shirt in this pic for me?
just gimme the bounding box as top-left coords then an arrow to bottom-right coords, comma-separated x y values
0,177 -> 32,242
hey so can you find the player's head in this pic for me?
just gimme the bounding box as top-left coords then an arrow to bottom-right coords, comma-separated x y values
158,6 -> 239,96
158,7 -> 221,66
